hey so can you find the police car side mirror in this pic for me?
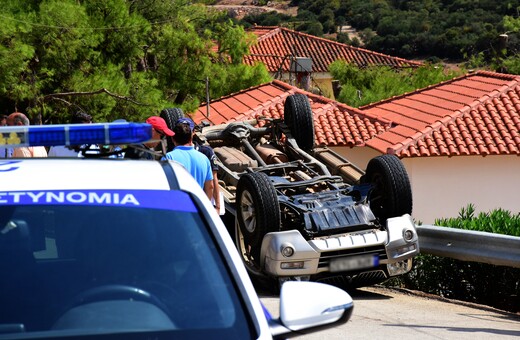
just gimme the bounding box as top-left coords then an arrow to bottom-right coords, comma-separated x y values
269,281 -> 353,338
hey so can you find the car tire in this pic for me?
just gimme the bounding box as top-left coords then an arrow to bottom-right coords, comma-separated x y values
236,172 -> 280,265
160,108 -> 184,152
283,93 -> 315,151
361,154 -> 412,222
235,220 -> 280,295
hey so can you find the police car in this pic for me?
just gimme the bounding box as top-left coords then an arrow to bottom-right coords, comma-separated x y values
0,122 -> 353,339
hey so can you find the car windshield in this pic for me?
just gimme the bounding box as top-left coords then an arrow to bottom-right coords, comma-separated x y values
0,190 -> 254,339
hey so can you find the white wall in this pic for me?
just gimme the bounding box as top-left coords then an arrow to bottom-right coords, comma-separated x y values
330,147 -> 520,225
330,145 -> 379,171
402,155 -> 520,224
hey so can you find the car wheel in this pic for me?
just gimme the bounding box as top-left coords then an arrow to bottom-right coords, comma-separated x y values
283,93 -> 315,151
235,220 -> 280,294
160,108 -> 184,152
361,154 -> 412,222
236,172 -> 280,266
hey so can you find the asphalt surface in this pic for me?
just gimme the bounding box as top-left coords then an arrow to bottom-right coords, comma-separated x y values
260,285 -> 520,339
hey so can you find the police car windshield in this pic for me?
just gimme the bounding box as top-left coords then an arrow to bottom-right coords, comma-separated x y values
0,191 -> 253,339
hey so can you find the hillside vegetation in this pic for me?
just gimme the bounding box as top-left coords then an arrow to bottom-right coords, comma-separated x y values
0,0 -> 271,123
3,0 -> 520,124
238,0 -> 520,73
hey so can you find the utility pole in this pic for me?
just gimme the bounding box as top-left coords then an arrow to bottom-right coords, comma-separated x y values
205,77 -> 210,118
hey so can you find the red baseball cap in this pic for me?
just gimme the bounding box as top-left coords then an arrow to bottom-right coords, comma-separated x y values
146,116 -> 174,136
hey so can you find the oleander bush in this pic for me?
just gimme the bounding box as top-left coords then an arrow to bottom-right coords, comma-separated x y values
387,204 -> 520,313
436,204 -> 520,237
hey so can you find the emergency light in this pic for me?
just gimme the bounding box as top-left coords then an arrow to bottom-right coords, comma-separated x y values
0,122 -> 152,147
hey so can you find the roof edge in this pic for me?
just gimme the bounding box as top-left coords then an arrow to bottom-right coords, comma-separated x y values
248,26 -> 423,67
359,70 -> 520,110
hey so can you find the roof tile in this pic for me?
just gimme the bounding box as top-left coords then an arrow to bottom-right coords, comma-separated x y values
193,80 -> 391,147
245,26 -> 422,73
194,69 -> 520,159
363,71 -> 520,157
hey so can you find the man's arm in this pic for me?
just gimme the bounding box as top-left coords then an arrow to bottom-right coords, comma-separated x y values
13,147 -> 32,158
212,171 -> 221,213
203,179 -> 214,201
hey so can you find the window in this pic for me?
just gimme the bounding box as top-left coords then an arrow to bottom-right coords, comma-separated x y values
0,191 -> 254,339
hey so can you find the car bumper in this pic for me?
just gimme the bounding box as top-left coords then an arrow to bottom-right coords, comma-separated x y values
260,214 -> 419,277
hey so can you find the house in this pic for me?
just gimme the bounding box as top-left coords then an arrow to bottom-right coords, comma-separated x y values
244,26 -> 423,99
193,70 -> 520,224
357,70 -> 520,224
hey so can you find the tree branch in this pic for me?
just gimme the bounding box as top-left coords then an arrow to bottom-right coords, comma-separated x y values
43,88 -> 150,106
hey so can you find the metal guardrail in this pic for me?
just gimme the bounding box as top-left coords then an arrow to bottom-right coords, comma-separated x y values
416,225 -> 520,268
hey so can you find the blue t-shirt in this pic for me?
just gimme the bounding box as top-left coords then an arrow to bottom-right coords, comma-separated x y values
162,145 -> 213,188
0,147 -> 13,158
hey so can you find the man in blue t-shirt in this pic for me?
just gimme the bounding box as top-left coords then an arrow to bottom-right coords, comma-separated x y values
162,121 -> 213,199
176,117 -> 222,214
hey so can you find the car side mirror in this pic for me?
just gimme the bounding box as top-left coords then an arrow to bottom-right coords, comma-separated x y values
269,281 -> 353,339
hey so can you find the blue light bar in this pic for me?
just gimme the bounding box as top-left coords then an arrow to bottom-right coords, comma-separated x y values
0,123 -> 152,147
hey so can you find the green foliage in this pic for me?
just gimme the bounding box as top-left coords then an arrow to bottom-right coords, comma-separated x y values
464,52 -> 489,70
336,32 -> 350,45
503,14 -> 520,32
154,21 -> 214,109
0,12 -> 35,106
83,0 -> 151,66
501,56 -> 520,74
329,61 -> 463,107
389,205 -> 520,313
0,0 -> 271,123
296,20 -> 323,36
240,11 -> 293,28
400,255 -> 520,312
242,0 -> 520,68
435,204 -> 520,236
214,22 -> 256,65
208,63 -> 271,100
292,0 -> 520,64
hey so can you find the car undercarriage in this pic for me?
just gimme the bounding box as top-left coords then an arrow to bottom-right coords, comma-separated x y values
161,94 -> 420,290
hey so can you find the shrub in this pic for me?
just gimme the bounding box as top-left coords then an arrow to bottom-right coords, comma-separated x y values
386,205 -> 520,313
435,203 -> 520,236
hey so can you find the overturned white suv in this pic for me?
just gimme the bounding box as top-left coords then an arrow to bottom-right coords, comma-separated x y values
172,93 -> 420,290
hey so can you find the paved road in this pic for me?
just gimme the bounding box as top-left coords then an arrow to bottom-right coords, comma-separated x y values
260,285 -> 520,340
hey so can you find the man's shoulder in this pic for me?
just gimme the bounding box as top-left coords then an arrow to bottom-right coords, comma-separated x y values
165,146 -> 193,159
164,148 -> 182,158
195,143 -> 214,155
188,146 -> 211,169
193,148 -> 211,163
194,143 -> 218,170
197,146 -> 214,159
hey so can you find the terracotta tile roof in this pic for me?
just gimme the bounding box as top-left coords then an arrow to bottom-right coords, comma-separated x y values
361,71 -> 520,157
193,80 -> 390,147
193,70 -> 520,158
244,26 -> 423,73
